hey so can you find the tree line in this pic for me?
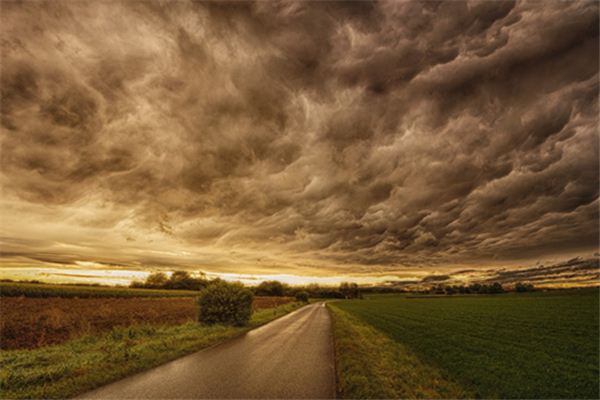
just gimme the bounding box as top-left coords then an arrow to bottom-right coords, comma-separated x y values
130,271 -> 212,291
130,272 -> 363,299
131,271 -> 536,298
428,282 -> 535,295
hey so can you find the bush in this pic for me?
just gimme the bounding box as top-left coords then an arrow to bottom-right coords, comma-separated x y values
295,291 -> 309,303
197,281 -> 253,326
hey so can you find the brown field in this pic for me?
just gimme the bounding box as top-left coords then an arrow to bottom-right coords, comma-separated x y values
0,296 -> 294,349
252,296 -> 295,310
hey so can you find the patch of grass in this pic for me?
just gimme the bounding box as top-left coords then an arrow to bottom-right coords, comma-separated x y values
328,304 -> 471,399
0,282 -> 200,298
333,289 -> 599,399
0,302 -> 302,399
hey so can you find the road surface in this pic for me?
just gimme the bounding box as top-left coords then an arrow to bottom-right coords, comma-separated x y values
78,302 -> 335,399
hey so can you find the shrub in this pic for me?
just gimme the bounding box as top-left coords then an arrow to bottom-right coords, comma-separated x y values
197,281 -> 253,326
295,291 -> 309,303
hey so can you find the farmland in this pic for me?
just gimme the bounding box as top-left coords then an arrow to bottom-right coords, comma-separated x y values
0,282 -> 200,298
0,296 -> 293,349
329,289 -> 599,399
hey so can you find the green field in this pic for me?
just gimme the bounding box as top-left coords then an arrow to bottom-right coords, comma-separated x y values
330,289 -> 599,399
0,282 -> 199,298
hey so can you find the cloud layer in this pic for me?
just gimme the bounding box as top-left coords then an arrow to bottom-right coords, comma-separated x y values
1,1 -> 598,280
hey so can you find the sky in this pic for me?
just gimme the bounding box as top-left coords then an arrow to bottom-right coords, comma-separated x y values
0,1 -> 598,287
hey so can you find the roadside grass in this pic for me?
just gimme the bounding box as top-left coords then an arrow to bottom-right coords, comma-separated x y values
0,302 -> 302,399
333,289 -> 599,399
328,304 -> 471,399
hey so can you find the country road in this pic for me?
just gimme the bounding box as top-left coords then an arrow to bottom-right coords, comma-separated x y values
78,302 -> 336,399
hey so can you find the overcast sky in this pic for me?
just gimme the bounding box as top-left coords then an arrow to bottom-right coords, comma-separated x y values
1,1 -> 598,285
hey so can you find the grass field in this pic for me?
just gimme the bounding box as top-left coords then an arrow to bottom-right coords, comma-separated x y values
0,282 -> 200,298
329,305 -> 471,399
0,296 -> 294,349
0,302 -> 302,399
330,289 -> 599,399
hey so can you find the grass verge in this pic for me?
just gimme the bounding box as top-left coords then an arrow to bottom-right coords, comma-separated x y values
0,302 -> 302,399
328,303 -> 471,399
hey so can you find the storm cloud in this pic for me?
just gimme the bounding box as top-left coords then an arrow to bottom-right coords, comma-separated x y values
0,1 -> 598,282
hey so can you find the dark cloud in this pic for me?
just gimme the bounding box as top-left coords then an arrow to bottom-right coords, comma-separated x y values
421,274 -> 451,283
385,256 -> 599,289
0,1 -> 598,281
482,257 -> 600,285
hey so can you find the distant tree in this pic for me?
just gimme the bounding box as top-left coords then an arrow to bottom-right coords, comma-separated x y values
145,272 -> 168,288
433,285 -> 445,295
489,282 -> 504,294
207,277 -> 225,287
165,270 -> 208,290
307,283 -> 320,292
339,282 -> 361,299
350,283 -> 362,299
339,282 -> 350,298
291,283 -> 344,299
480,284 -> 491,294
255,280 -> 288,296
295,291 -> 309,303
198,281 -> 253,326
515,282 -> 535,292
165,270 -> 191,289
468,283 -> 482,294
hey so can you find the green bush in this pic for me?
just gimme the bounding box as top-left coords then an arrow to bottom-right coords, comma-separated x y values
295,291 -> 309,303
197,281 -> 254,326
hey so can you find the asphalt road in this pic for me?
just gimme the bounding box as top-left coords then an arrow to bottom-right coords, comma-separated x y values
78,302 -> 336,399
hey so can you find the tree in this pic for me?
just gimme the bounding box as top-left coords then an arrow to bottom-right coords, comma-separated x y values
295,291 -> 309,303
433,285 -> 445,295
445,286 -> 456,295
165,270 -> 191,289
198,281 -> 254,326
339,282 -> 350,298
468,283 -> 482,294
165,270 -> 208,290
255,280 -> 288,296
339,282 -> 361,299
489,282 -> 504,294
515,282 -> 535,292
144,272 -> 168,288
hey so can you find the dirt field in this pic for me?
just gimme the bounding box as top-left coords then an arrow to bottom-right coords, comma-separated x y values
0,296 -> 294,349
